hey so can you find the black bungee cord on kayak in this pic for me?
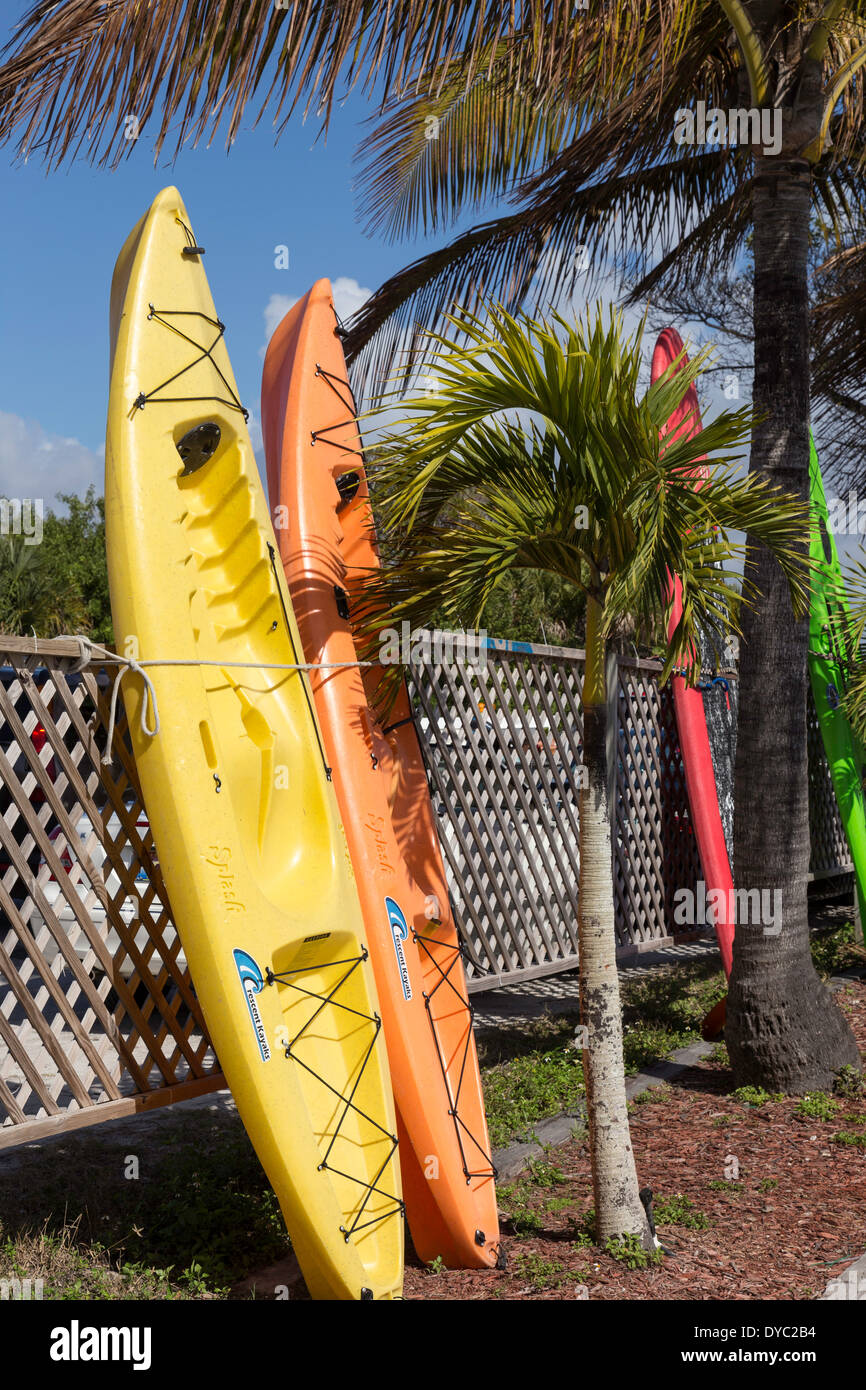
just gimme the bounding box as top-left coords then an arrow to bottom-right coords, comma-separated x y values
314,344 -> 497,1200
131,237 -> 333,786
412,929 -> 497,1189
380,714 -> 416,736
264,952 -> 404,1242
133,304 -> 249,420
132,220 -> 246,418
311,363 -> 365,455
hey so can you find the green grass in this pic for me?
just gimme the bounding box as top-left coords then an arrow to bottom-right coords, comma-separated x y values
482,1045 -> 585,1149
496,1181 -> 545,1238
498,1163 -> 585,1238
525,1157 -> 569,1187
0,1111 -> 290,1300
480,959 -> 726,1148
545,1195 -> 576,1214
795,1092 -> 840,1122
621,963 -> 726,1037
631,1084 -> 671,1106
653,1193 -> 710,1230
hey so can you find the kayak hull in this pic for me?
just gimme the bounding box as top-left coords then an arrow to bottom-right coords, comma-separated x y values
262,279 -> 500,1269
808,436 -> 866,934
106,191 -> 403,1300
652,328 -> 736,979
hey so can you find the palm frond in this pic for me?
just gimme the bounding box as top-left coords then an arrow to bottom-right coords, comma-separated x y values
354,41 -> 582,242
357,303 -> 810,686
0,0 -> 702,167
345,142 -> 744,399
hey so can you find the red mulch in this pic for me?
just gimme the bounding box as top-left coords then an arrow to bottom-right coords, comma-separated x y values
403,978 -> 866,1300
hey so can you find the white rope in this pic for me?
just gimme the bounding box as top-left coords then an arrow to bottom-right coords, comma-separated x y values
61,638 -> 378,764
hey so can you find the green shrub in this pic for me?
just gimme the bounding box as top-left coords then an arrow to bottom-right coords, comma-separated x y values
795,1092 -> 839,1122
512,1252 -> 571,1290
653,1193 -> 710,1229
605,1232 -> 663,1270
832,1130 -> 866,1149
730,1085 -> 784,1107
835,1064 -> 866,1100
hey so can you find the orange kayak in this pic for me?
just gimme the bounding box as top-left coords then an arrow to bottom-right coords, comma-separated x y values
262,279 -> 500,1270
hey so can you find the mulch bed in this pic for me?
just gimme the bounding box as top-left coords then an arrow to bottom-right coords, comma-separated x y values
403,977 -> 866,1300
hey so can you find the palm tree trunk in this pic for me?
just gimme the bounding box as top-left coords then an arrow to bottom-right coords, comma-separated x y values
580,594 -> 650,1243
728,146 -> 859,1088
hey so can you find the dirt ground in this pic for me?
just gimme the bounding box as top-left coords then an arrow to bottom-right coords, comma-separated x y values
401,977 -> 866,1301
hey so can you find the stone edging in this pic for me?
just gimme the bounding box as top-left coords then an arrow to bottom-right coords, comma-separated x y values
491,1039 -> 715,1180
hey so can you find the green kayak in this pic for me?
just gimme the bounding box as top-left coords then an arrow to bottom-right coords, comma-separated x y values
808,433 -> 866,933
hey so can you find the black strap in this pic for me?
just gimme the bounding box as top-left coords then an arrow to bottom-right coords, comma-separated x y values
266,950 -> 404,1241
413,930 -> 497,1183
380,714 -> 416,736
311,364 -> 365,456
133,304 -> 249,421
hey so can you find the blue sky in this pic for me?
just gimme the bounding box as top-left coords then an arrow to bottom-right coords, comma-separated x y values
0,4 -> 503,507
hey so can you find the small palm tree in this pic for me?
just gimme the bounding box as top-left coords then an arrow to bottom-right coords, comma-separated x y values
359,302 -> 811,1243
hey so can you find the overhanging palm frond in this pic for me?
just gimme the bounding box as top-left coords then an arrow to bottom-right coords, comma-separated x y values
349,10 -> 866,400
813,230 -> 866,391
355,43 -> 583,242
345,141 -> 745,398
0,0 -> 700,167
353,2 -> 727,244
831,556 -> 866,740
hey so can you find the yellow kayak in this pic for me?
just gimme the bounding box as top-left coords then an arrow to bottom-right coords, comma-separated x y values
105,186 -> 403,1301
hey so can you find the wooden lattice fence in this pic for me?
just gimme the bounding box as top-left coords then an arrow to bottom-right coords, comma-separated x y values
0,633 -> 853,1142
0,638 -> 223,1148
410,638 -> 850,987
408,640 -> 705,988
807,688 -> 855,886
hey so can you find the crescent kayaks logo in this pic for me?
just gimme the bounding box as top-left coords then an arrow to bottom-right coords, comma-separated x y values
233,948 -> 271,1061
384,897 -> 412,1001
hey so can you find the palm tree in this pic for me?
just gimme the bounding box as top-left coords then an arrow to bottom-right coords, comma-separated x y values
357,301 -> 812,1241
1,0 -> 864,1085
0,533 -> 86,635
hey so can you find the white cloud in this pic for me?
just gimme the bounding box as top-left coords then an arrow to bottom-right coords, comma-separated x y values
262,293 -> 299,350
260,277 -> 373,358
0,411 -> 102,503
331,276 -> 372,323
